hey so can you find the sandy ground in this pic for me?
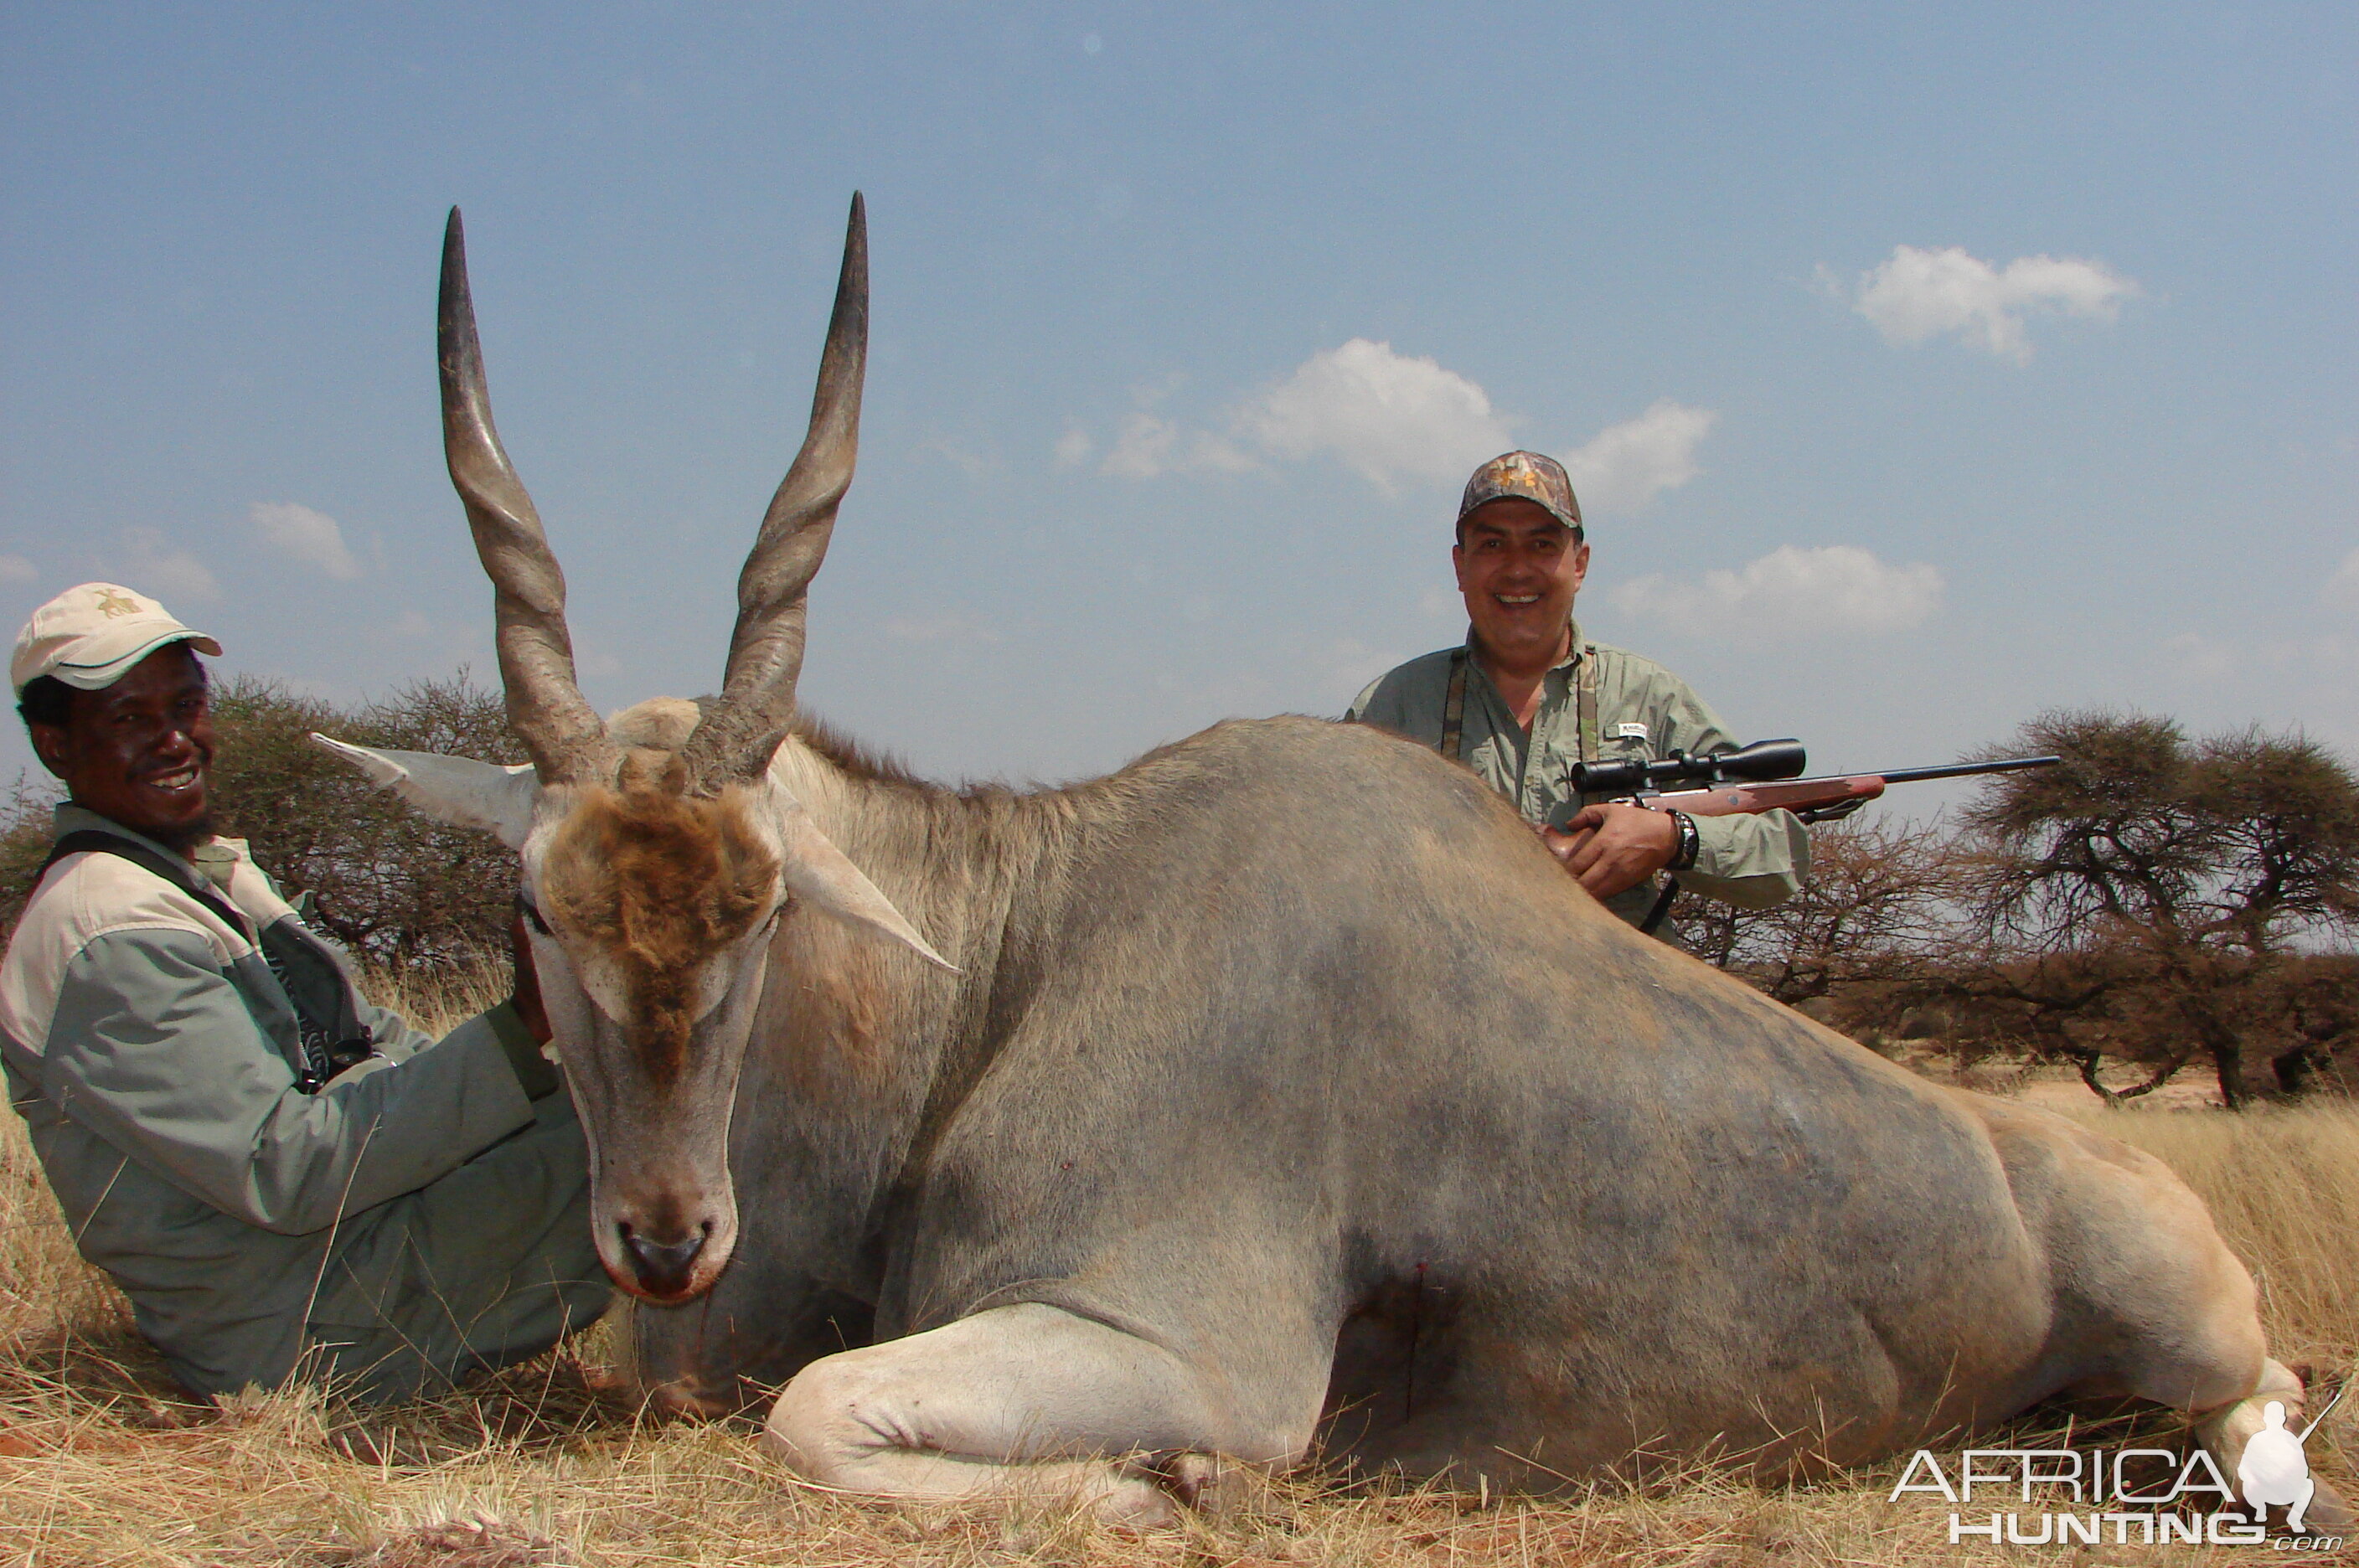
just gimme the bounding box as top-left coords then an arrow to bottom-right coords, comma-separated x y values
2002,1062 -> 2227,1112
1883,1048 -> 2233,1112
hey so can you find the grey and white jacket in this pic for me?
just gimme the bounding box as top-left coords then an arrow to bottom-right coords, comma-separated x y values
0,804 -> 548,1395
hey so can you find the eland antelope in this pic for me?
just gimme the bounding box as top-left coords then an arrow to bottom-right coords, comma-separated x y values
316,198 -> 2347,1528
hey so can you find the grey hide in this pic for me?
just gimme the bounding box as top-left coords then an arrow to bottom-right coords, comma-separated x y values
630,714 -> 2276,1490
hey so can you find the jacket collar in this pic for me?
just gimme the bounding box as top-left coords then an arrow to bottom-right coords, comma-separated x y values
49,802 -> 249,889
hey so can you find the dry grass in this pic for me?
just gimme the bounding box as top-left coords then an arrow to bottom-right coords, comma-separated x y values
362,957 -> 517,1042
3,991 -> 2351,1565
2066,1101 -> 2359,1384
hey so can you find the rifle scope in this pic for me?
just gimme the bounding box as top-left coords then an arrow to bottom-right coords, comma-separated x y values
1567,738 -> 1808,798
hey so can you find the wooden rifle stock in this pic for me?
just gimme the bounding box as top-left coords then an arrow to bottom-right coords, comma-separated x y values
1649,775 -> 1888,819
1630,756 -> 2059,823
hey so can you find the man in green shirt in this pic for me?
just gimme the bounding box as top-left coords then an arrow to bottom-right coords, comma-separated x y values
1348,451 -> 1806,933
0,583 -> 607,1403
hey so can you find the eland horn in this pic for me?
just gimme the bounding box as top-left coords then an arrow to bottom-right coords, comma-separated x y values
440,208 -> 614,787
680,193 -> 869,787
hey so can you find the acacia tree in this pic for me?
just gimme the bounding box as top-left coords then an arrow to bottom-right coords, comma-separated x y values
1960,711 -> 2359,1107
1680,814 -> 1972,1008
0,771 -> 62,931
2,673 -> 524,967
2260,954 -> 2359,1096
205,673 -> 525,966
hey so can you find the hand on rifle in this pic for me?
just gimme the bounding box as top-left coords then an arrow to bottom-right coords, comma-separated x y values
1539,802 -> 1680,900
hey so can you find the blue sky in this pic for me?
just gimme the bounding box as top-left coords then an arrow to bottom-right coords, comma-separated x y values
3,4 -> 2353,811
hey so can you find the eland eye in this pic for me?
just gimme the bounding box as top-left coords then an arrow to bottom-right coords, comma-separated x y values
519,897 -> 553,937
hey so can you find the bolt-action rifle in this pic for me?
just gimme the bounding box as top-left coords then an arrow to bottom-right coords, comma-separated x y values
1562,741 -> 2059,936
1567,739 -> 2061,825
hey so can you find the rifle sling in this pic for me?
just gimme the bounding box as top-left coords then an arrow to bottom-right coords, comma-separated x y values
1638,876 -> 1680,936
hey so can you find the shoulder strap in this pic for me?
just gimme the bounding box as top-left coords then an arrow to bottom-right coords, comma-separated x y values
42,829 -> 375,1091
1439,648 -> 1469,762
1575,642 -> 1600,765
41,830 -> 254,942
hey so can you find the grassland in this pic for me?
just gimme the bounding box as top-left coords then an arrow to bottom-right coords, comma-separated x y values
1,972 -> 2351,1566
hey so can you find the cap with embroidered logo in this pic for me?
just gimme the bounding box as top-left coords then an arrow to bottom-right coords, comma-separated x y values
11,583 -> 223,696
1457,451 -> 1583,534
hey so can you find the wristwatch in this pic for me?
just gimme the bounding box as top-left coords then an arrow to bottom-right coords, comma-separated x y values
1667,810 -> 1701,872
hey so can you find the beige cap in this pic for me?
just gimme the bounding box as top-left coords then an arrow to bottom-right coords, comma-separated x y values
11,582 -> 223,695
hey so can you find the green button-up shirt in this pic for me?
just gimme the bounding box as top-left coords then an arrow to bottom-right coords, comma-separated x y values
1347,622 -> 1809,928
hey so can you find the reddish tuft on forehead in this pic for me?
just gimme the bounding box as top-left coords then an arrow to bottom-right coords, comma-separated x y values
540,765 -> 782,1076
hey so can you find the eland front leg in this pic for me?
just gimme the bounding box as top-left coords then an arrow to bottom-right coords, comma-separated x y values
761,1302 -> 1316,1524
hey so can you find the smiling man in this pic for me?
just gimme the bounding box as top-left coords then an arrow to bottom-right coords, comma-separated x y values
1348,451 -> 1806,936
0,583 -> 606,1404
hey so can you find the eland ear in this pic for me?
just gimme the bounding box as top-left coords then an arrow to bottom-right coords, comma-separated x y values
310,733 -> 542,848
774,803 -> 957,972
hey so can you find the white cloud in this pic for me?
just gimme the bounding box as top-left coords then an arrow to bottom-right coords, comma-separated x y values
0,554 -> 34,584
1843,245 -> 2140,364
1099,412 -> 1256,479
1309,636 -> 1411,705
1561,400 -> 1719,514
2165,631 -> 2238,683
1081,342 -> 1720,511
1612,544 -> 1942,638
117,528 -> 220,604
249,501 -> 360,580
1100,413 -> 1180,478
1234,338 -> 1510,490
925,437 -> 1004,482
379,611 -> 485,669
2323,546 -> 2359,611
1417,585 -> 1462,621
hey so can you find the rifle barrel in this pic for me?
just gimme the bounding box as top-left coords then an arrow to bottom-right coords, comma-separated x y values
1869,756 -> 2061,787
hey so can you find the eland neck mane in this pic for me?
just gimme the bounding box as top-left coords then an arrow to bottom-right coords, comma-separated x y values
724,710 -> 1198,1104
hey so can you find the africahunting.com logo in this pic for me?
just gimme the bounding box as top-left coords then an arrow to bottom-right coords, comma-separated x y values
1891,1401 -> 2345,1553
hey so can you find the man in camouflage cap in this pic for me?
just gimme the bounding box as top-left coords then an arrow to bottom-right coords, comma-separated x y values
1348,452 -> 1806,935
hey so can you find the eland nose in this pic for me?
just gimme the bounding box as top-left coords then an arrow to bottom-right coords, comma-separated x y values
620,1220 -> 711,1297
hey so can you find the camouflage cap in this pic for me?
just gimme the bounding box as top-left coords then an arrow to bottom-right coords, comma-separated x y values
1457,451 -> 1582,534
